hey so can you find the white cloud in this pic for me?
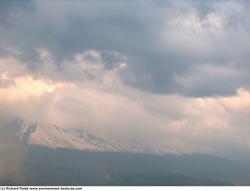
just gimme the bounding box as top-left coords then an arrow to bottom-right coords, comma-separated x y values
1,50 -> 250,160
162,1 -> 250,59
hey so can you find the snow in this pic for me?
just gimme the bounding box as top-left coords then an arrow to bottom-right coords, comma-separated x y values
12,119 -> 178,155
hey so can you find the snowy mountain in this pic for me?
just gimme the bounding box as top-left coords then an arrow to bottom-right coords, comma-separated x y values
10,119 -> 176,155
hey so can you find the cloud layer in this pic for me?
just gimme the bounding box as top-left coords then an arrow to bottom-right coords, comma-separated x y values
1,49 -> 250,161
0,0 -> 250,173
1,0 -> 250,96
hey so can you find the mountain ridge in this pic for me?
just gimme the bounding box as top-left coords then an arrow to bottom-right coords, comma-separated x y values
10,119 -> 178,155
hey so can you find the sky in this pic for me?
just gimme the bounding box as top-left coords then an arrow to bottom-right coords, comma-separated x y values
0,0 -> 250,162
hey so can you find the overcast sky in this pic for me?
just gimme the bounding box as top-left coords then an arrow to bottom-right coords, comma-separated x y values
1,0 -> 250,160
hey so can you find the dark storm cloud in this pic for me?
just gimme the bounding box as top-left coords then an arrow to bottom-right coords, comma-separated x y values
0,0 -> 34,24
1,0 -> 250,96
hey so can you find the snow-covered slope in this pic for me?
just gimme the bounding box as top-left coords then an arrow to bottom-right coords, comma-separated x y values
10,119 -> 174,155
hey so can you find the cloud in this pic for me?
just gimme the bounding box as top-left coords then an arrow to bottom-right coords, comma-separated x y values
1,1 -> 250,183
1,50 -> 250,160
173,63 -> 248,96
1,0 -> 250,96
